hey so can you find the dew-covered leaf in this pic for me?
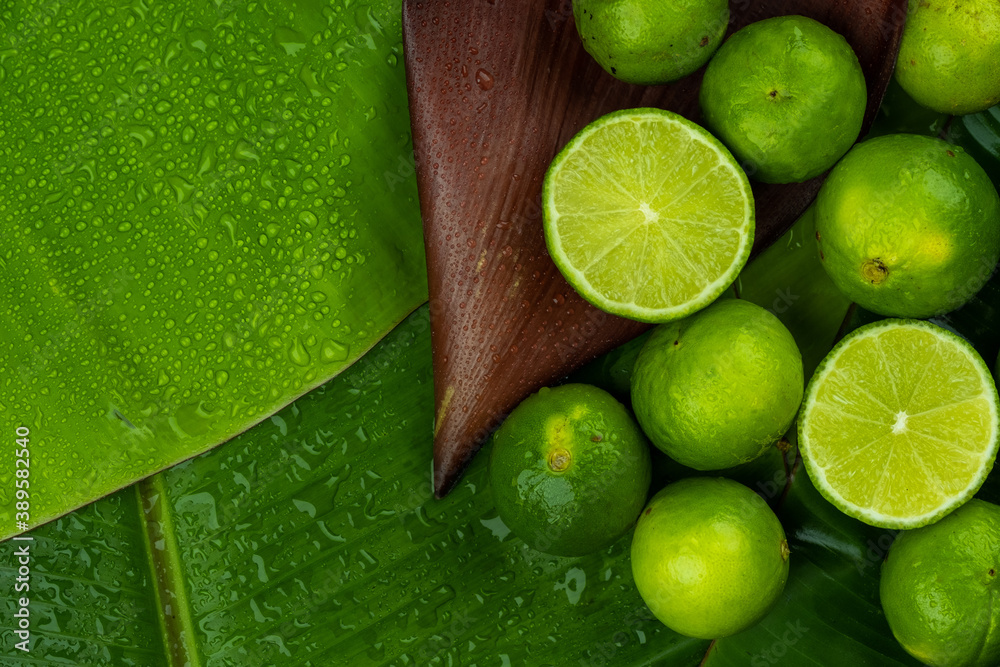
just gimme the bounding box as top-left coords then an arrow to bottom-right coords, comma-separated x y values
0,0 -> 426,537
0,488 -> 165,663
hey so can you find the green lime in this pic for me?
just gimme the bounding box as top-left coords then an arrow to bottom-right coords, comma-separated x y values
543,108 -> 754,323
799,319 -> 1000,529
815,134 -> 1000,318
488,384 -> 652,557
573,0 -> 728,85
631,477 -> 790,639
631,299 -> 803,470
896,0 -> 1000,115
699,15 -> 867,184
880,499 -> 1000,667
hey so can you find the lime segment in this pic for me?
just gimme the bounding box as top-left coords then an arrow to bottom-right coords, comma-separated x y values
800,319 -> 1000,529
543,108 -> 754,323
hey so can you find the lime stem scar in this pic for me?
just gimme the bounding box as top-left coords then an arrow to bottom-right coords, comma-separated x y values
780,540 -> 790,562
862,258 -> 889,284
548,447 -> 572,472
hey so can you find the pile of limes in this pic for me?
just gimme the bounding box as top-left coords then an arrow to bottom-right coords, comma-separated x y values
488,1 -> 1000,660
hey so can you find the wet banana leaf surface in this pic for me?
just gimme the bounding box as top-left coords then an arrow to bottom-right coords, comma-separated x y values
948,104 -> 1000,190
0,488 -> 166,664
1,308 -> 707,665
0,0 -> 427,538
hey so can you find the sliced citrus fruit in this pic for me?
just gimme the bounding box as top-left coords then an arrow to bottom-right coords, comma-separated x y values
799,319 -> 1000,529
542,108 -> 754,323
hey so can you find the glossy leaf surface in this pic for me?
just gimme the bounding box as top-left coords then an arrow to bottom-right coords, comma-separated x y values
0,0 -> 427,538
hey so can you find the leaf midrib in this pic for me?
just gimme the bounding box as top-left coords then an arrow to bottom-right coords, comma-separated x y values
137,475 -> 202,667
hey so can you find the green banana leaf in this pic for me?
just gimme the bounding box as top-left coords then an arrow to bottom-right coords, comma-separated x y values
948,104 -> 1000,190
0,487 -> 166,663
0,0 -> 427,539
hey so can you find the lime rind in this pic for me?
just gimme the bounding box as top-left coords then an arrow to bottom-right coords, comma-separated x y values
799,319 -> 1000,529
488,384 -> 652,557
542,108 -> 755,324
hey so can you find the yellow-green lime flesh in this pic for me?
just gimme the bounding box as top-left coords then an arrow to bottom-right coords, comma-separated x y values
800,319 -> 999,529
543,108 -> 754,323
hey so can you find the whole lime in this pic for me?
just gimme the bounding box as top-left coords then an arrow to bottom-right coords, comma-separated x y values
896,0 -> 1000,115
631,477 -> 790,639
815,134 -> 1000,318
631,299 -> 803,470
573,0 -> 728,85
489,384 -> 652,557
699,15 -> 867,184
880,499 -> 1000,667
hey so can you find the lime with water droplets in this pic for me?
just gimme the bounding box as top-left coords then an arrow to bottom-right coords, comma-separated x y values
815,134 -> 1000,318
896,0 -> 1000,115
573,0 -> 729,85
488,384 -> 651,557
699,15 -> 867,184
631,299 -> 804,470
880,499 -> 1000,667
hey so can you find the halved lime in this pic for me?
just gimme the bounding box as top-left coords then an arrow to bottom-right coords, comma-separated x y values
542,108 -> 754,323
799,319 -> 1000,529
